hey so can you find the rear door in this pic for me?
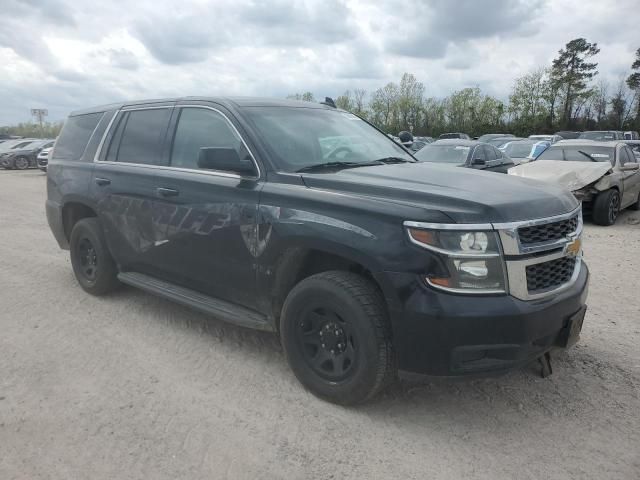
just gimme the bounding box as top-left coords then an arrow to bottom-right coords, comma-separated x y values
91,104 -> 173,275
149,103 -> 263,309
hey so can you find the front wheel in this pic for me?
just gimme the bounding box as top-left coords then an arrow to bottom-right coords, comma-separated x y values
70,218 -> 120,295
280,271 -> 395,405
13,156 -> 30,170
592,189 -> 620,226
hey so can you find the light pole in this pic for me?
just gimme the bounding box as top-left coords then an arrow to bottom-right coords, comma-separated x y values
30,108 -> 48,138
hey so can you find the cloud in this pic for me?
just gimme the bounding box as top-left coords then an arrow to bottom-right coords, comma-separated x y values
0,0 -> 639,125
386,0 -> 545,59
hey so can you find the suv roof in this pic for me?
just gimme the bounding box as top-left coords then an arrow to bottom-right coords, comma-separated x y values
70,96 -> 334,116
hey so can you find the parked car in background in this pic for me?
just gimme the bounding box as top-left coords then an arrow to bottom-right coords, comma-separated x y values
622,140 -> 640,160
624,131 -> 639,140
409,140 -> 428,152
578,131 -> 624,141
486,136 -> 524,148
1,140 -> 55,169
554,131 -> 582,139
414,139 -> 514,173
46,97 -> 588,404
509,140 -> 640,225
37,147 -> 53,172
500,140 -> 550,164
477,133 -> 514,143
438,132 -> 471,140
413,136 -> 434,144
0,139 -> 37,153
529,134 -> 563,143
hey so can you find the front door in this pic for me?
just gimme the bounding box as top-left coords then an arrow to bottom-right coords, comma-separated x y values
150,104 -> 262,310
619,146 -> 640,208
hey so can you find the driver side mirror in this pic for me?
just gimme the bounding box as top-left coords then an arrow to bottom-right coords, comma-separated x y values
197,147 -> 256,175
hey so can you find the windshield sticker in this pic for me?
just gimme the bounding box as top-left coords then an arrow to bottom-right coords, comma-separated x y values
454,146 -> 470,150
591,153 -> 610,158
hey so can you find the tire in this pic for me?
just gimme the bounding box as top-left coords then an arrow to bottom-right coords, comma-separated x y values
592,189 -> 620,226
1,158 -> 13,169
280,271 -> 395,405
13,156 -> 30,170
69,218 -> 120,295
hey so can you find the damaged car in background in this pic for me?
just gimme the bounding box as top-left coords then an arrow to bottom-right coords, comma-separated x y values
509,140 -> 640,225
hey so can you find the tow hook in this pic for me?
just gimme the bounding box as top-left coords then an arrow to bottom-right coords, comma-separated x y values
538,352 -> 553,378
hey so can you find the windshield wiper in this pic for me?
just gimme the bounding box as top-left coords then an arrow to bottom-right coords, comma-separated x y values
577,150 -> 598,162
372,156 -> 416,164
296,161 -> 372,173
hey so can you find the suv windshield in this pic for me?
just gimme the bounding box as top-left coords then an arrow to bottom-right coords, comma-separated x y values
244,107 -> 413,172
503,142 -> 534,158
414,144 -> 470,164
537,145 -> 615,164
579,131 -> 617,141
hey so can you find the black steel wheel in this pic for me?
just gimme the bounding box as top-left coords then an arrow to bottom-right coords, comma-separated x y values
296,306 -> 357,382
70,218 -> 120,295
280,271 -> 395,405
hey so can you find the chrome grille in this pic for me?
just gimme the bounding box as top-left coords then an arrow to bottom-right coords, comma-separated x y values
518,215 -> 578,245
526,256 -> 576,293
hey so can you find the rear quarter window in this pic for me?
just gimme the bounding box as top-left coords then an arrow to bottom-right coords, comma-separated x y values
52,112 -> 104,161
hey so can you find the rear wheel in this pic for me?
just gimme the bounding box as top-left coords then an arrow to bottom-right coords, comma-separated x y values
13,156 -> 30,170
592,189 -> 620,226
280,271 -> 395,405
70,218 -> 120,295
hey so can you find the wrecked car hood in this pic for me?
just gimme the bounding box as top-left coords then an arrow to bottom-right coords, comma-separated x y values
508,160 -> 612,191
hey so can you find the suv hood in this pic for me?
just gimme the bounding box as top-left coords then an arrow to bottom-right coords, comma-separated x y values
508,160 -> 612,191
300,162 -> 578,224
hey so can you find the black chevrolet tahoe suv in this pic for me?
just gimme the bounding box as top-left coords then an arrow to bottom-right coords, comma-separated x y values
46,97 -> 589,404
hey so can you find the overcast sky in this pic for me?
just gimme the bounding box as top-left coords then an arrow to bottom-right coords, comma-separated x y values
1,0 -> 638,124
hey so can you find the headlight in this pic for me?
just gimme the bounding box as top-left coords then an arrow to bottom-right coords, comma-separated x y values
406,226 -> 507,293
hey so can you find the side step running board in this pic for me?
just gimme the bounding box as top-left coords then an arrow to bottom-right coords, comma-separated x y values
118,272 -> 273,332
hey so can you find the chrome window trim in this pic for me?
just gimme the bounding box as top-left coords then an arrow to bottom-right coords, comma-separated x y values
92,160 -> 242,179
93,104 -> 261,181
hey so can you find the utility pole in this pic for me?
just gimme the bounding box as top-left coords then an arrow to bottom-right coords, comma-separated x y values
30,108 -> 48,138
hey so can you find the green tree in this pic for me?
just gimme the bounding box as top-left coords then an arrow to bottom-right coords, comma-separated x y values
626,48 -> 640,128
286,92 -> 315,102
551,38 -> 600,128
508,68 -> 549,134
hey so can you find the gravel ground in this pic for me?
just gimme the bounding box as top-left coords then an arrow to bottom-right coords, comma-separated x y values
1,169 -> 639,480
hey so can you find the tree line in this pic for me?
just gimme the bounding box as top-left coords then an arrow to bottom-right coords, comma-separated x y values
289,38 -> 640,137
2,38 -> 638,139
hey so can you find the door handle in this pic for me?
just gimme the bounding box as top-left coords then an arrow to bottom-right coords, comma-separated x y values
156,187 -> 180,197
94,177 -> 111,186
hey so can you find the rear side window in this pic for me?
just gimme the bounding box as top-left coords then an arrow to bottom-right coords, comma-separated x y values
52,112 -> 103,161
170,107 -> 244,169
106,108 -> 171,165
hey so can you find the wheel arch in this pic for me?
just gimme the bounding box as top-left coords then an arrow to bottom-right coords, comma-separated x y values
62,200 -> 98,242
268,240 -> 399,326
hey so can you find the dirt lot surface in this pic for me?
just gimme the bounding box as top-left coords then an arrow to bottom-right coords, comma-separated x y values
1,170 -> 639,479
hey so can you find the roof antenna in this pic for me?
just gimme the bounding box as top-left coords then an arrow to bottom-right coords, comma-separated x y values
320,97 -> 337,108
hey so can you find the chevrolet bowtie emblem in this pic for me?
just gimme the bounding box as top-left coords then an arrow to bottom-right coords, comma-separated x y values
565,238 -> 582,257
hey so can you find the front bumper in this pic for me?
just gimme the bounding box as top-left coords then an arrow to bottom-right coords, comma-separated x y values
382,262 -> 589,376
